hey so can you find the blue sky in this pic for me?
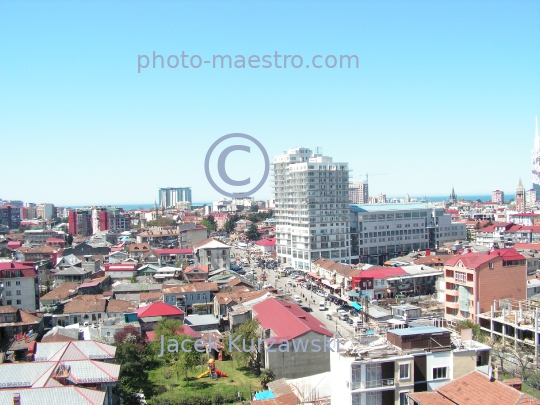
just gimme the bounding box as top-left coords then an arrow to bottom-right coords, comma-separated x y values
1,0 -> 539,206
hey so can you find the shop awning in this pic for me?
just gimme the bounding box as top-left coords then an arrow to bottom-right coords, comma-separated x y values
351,302 -> 362,311
347,291 -> 361,297
321,279 -> 333,287
307,272 -> 322,280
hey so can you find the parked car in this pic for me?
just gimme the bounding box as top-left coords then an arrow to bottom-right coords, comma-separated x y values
319,302 -> 326,311
339,313 -> 349,321
301,306 -> 313,313
293,295 -> 302,303
346,318 -> 354,325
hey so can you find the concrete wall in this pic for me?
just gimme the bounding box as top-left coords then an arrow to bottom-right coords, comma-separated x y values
2,276 -> 36,311
394,357 -> 414,405
452,351 -> 476,380
478,260 -> 526,314
264,331 -> 330,379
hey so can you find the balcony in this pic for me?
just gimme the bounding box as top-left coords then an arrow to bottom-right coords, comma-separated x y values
446,301 -> 459,309
364,378 -> 395,389
446,289 -> 459,297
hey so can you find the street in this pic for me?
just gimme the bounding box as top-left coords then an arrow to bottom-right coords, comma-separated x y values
230,246 -> 357,338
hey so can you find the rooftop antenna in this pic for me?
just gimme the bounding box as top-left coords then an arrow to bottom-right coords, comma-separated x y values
314,146 -> 323,155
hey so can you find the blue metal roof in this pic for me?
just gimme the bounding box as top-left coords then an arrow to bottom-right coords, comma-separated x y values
254,391 -> 276,400
351,302 -> 362,310
349,203 -> 432,213
389,326 -> 449,336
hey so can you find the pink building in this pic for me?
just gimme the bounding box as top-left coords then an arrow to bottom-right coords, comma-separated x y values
443,248 -> 526,322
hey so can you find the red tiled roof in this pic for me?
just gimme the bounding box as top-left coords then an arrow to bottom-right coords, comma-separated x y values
254,238 -> 276,247
514,243 -> 540,250
184,265 -> 209,274
253,298 -> 332,340
359,267 -> 408,279
426,371 -> 540,405
445,248 -> 525,268
154,248 -> 193,255
136,302 -> 184,317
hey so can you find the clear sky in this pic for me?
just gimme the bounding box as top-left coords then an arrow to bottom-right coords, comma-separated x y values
1,0 -> 539,206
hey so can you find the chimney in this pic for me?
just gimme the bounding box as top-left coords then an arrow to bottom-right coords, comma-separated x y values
487,250 -> 490,255
13,394 -> 20,405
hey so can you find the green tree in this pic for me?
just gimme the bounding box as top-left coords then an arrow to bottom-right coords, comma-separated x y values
245,222 -> 261,241
250,205 -> 259,212
114,326 -> 155,399
260,369 -> 275,389
130,275 -> 136,283
224,319 -> 262,374
66,233 -> 73,246
147,217 -> 177,227
174,335 -> 202,382
223,217 -> 236,234
200,215 -> 216,232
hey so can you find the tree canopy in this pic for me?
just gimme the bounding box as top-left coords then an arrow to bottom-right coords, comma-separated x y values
245,223 -> 261,241
147,217 -> 178,227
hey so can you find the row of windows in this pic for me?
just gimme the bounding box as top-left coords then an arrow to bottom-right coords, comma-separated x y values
4,300 -> 22,305
3,281 -> 21,287
4,290 -> 22,296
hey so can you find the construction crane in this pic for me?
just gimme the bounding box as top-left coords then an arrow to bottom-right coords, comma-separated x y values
365,173 -> 389,182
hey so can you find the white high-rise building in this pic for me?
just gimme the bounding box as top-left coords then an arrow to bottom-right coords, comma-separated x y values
273,147 -> 351,270
158,187 -> 192,208
349,180 -> 368,204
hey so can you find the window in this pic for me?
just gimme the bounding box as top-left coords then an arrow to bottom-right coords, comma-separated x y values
6,300 -> 12,305
433,367 -> 447,379
5,281 -> 10,287
5,291 -> 11,296
399,363 -> 410,380
455,271 -> 466,283
16,300 -> 21,305
15,281 -> 20,286
366,392 -> 382,405
489,262 -> 494,269
351,364 -> 361,390
16,290 -> 21,296
399,392 -> 410,405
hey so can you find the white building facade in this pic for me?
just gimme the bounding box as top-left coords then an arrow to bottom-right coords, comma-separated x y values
273,148 -> 351,270
350,203 -> 466,265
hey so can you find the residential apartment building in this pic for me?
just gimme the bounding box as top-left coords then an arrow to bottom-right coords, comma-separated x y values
24,229 -> 64,245
349,180 -> 369,204
36,203 -> 55,220
162,282 -> 219,311
475,222 -> 540,247
443,249 -> 527,322
0,205 -> 21,229
194,238 -> 230,270
491,190 -> 505,204
330,326 -> 491,405
158,187 -> 192,208
0,262 -> 38,311
274,147 -> 351,270
253,297 -> 333,379
68,209 -> 93,236
350,203 -> 466,265
94,207 -> 131,233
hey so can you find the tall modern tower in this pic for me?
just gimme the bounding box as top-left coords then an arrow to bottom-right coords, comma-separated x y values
273,147 -> 351,270
158,187 -> 192,208
532,117 -> 540,200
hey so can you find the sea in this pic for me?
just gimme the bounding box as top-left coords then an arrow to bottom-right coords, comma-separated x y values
67,195 -> 515,210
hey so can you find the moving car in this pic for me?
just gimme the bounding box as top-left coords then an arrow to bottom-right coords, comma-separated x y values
319,301 -> 326,311
293,295 -> 302,303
